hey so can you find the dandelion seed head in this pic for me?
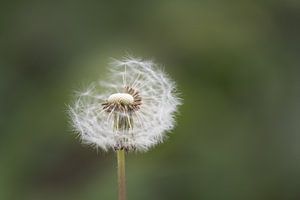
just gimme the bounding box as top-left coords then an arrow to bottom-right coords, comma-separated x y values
69,56 -> 182,152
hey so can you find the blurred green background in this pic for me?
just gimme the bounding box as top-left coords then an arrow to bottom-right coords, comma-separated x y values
1,0 -> 300,200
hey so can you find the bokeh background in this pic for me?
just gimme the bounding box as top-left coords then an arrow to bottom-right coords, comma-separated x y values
1,1 -> 300,200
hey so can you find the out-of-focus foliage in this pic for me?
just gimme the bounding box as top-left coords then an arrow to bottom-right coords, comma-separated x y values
0,1 -> 300,200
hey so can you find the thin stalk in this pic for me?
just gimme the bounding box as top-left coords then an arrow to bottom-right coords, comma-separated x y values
117,149 -> 126,200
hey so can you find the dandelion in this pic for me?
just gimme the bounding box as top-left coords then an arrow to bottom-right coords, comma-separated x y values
69,56 -> 181,200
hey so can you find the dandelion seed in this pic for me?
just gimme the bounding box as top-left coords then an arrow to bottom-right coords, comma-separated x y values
69,56 -> 181,152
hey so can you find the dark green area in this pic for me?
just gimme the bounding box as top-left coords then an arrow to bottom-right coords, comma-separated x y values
1,0 -> 300,199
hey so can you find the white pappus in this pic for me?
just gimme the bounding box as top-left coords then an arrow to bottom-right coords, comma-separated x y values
69,57 -> 182,152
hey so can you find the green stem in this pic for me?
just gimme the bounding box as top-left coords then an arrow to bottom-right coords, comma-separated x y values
117,149 -> 126,200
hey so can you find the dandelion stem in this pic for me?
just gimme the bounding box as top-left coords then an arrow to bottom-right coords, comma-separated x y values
117,149 -> 126,200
